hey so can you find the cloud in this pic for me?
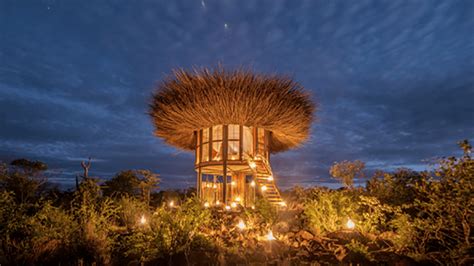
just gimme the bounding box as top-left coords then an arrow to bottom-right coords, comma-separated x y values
0,0 -> 472,189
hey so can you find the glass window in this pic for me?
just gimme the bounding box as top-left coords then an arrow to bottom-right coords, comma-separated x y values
228,124 -> 240,140
228,140 -> 239,160
257,128 -> 265,156
212,125 -> 223,141
202,143 -> 209,162
202,128 -> 209,143
243,126 -> 254,156
212,141 -> 223,161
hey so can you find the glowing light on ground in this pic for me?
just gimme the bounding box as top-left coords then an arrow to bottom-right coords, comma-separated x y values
266,230 -> 275,241
237,219 -> 246,230
140,215 -> 146,225
346,218 -> 355,229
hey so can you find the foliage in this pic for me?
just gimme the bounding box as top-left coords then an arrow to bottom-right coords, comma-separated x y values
302,187 -> 360,234
0,140 -> 472,265
103,169 -> 160,205
329,160 -> 365,188
120,197 -> 211,264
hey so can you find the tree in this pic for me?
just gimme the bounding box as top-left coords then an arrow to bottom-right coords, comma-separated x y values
136,170 -> 160,206
0,159 -> 48,203
103,170 -> 140,198
329,160 -> 365,188
102,170 -> 160,203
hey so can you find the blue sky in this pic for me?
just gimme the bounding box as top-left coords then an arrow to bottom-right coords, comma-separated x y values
0,0 -> 473,190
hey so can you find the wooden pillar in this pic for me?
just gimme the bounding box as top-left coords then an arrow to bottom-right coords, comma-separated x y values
223,125 -> 228,204
239,125 -> 243,160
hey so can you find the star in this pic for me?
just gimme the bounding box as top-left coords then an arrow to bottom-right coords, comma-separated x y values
224,23 -> 228,29
201,1 -> 205,8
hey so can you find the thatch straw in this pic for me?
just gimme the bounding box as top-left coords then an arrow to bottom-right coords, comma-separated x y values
149,67 -> 315,153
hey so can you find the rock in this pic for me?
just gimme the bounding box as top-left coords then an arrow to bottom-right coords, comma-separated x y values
274,221 -> 290,233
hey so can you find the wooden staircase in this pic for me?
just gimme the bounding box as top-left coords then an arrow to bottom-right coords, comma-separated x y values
246,154 -> 286,207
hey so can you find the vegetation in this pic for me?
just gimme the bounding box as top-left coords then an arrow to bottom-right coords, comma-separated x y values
0,141 -> 472,265
329,160 -> 365,188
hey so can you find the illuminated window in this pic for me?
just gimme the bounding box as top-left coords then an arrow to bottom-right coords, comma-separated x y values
228,124 -> 240,160
212,125 -> 223,161
228,141 -> 239,160
243,126 -> 254,156
202,143 -> 209,162
228,124 -> 240,139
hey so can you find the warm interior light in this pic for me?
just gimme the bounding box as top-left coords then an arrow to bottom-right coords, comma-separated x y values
267,175 -> 273,181
231,202 -> 237,208
235,196 -> 241,202
216,200 -> 220,205
346,218 -> 355,229
231,181 -> 236,186
261,185 -> 267,192
213,183 -> 217,189
140,215 -> 147,225
279,201 -> 287,207
249,161 -> 257,169
225,205 -> 231,211
169,201 -> 174,207
204,202 -> 210,208
266,230 -> 275,241
237,219 -> 246,230
250,180 -> 256,187
251,205 -> 255,209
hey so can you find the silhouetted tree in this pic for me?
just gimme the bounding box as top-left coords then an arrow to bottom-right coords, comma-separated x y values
329,160 -> 365,188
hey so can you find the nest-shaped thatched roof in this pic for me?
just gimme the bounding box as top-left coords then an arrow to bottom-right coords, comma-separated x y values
149,67 -> 315,153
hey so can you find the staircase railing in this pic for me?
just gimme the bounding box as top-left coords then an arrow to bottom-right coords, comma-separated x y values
243,153 -> 286,207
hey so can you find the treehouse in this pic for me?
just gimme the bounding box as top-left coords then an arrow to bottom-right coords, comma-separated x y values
149,67 -> 314,207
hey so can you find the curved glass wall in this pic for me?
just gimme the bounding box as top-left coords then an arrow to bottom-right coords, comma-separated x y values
195,124 -> 269,206
195,124 -> 268,165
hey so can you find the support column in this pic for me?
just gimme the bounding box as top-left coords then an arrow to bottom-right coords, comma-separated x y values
197,168 -> 202,199
223,125 -> 228,204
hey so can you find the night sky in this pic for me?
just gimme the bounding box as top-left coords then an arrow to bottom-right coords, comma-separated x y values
1,1 -> 473,190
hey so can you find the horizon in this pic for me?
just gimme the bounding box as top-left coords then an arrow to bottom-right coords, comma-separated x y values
1,1 -> 473,190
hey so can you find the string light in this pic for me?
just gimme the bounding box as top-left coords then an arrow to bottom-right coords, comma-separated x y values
225,205 -> 231,211
169,201 -> 174,207
235,196 -> 241,202
231,181 -> 236,186
279,201 -> 287,207
216,200 -> 220,205
250,180 -> 256,187
267,175 -> 273,181
261,185 -> 267,192
204,202 -> 210,208
231,202 -> 237,208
